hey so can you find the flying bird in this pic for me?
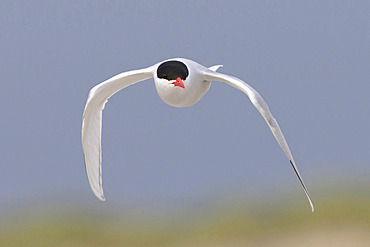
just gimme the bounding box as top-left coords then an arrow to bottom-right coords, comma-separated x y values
82,58 -> 314,211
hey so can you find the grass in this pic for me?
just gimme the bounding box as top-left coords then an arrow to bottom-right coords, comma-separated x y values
1,192 -> 369,247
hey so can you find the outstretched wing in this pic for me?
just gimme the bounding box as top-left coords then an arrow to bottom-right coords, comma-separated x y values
203,69 -> 314,212
82,66 -> 155,201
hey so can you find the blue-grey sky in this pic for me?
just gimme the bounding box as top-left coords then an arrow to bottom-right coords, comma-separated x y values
1,1 -> 369,210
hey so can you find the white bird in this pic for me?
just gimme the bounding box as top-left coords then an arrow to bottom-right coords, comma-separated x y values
82,58 -> 314,212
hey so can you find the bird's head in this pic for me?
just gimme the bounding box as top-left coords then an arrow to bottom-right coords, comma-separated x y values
156,60 -> 189,89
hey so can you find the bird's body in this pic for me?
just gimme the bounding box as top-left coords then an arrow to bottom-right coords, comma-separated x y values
82,58 -> 314,211
154,58 -> 220,107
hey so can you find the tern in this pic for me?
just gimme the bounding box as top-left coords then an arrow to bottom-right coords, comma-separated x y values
82,58 -> 314,211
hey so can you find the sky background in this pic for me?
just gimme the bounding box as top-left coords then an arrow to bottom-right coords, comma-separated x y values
1,1 -> 369,213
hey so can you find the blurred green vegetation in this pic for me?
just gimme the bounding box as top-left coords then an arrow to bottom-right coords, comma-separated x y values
1,192 -> 369,247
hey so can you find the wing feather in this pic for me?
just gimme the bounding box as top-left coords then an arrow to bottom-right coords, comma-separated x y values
82,66 -> 155,200
203,69 -> 314,212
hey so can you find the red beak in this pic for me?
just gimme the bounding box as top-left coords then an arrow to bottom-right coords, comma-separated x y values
171,77 -> 185,89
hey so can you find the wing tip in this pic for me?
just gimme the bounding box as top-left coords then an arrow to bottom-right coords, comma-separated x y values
289,160 -> 315,212
310,202 -> 315,212
93,190 -> 106,201
88,179 -> 106,201
85,168 -> 106,201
